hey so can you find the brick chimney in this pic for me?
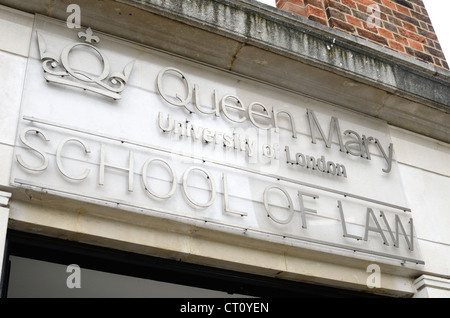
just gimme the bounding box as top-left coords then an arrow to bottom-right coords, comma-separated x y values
276,0 -> 448,69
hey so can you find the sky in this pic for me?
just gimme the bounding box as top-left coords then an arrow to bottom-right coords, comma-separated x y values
256,0 -> 450,63
422,0 -> 450,61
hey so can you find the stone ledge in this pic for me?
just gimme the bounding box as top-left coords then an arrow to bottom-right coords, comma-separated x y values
414,274 -> 450,298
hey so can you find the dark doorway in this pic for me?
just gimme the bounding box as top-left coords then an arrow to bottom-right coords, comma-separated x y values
2,230 -> 386,298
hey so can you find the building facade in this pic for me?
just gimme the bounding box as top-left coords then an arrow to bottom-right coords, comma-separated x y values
0,0 -> 449,298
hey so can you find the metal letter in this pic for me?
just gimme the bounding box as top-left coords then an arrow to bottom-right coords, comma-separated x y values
221,94 -> 246,123
56,137 -> 91,180
298,191 -> 319,229
193,84 -> 220,116
247,102 -> 272,130
296,153 -> 306,167
373,139 -> 394,173
361,135 -> 372,160
273,108 -> 297,138
335,163 -> 347,178
262,144 -> 273,158
142,158 -> 177,199
202,128 -> 215,143
61,41 -> 109,80
364,208 -> 389,245
99,144 -> 134,191
327,161 -> 336,175
380,211 -> 414,251
182,167 -> 216,208
315,156 -> 326,172
307,109 -> 345,152
173,120 -> 187,136
344,130 -> 364,157
306,155 -> 316,170
338,201 -> 363,240
284,146 -> 297,165
158,112 -> 174,132
16,128 -> 50,172
157,67 -> 194,113
222,173 -> 247,216
264,186 -> 294,224
37,28 -> 134,100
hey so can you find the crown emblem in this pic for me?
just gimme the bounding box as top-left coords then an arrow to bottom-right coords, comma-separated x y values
37,27 -> 134,100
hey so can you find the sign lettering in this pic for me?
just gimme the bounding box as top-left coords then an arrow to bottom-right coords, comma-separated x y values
10,23 -> 424,265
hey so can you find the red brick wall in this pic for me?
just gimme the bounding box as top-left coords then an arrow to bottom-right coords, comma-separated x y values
276,0 -> 448,69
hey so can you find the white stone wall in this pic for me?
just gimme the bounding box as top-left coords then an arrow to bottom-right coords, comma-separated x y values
0,6 -> 33,186
390,126 -> 450,297
0,6 -> 33,286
